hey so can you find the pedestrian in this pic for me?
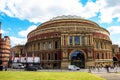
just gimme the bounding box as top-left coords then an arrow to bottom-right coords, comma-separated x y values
106,65 -> 109,73
88,66 -> 91,73
114,66 -> 117,73
5,66 -> 7,71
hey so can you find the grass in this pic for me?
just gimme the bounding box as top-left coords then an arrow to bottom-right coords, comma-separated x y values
0,71 -> 105,80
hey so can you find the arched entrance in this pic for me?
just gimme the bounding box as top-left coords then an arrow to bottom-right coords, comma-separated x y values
113,57 -> 118,65
70,50 -> 85,68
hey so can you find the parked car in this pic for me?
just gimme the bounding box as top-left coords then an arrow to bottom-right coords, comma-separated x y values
25,66 -> 37,71
33,65 -> 43,69
0,66 -> 3,71
12,63 -> 24,69
68,65 -> 80,70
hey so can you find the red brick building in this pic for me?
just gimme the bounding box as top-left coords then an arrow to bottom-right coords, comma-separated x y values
0,22 -> 11,66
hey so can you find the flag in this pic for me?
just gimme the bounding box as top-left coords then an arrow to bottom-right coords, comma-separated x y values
11,52 -> 15,61
25,52 -> 28,62
32,52 -> 34,62
19,51 -> 21,62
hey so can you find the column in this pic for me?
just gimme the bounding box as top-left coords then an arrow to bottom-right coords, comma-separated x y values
91,35 -> 93,45
80,35 -> 82,45
86,35 -> 88,45
67,35 -> 69,46
73,35 -> 74,46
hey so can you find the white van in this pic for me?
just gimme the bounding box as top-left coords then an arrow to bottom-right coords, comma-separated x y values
68,65 -> 80,70
12,63 -> 24,69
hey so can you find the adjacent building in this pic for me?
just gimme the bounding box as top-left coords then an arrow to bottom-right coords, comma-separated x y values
0,22 -> 11,66
112,45 -> 120,65
25,15 -> 113,69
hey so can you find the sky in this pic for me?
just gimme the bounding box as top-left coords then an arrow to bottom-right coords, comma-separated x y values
0,0 -> 120,47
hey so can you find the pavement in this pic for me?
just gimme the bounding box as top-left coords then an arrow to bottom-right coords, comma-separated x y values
94,73 -> 120,80
89,68 -> 120,80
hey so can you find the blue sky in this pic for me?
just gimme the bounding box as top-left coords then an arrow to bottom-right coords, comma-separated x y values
0,0 -> 120,47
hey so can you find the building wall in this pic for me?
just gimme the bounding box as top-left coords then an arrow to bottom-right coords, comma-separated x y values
0,36 -> 11,66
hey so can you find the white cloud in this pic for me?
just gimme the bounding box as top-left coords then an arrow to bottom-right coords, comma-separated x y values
96,0 -> 120,23
112,40 -> 120,47
10,25 -> 37,47
0,0 -> 120,23
0,0 -> 99,23
80,1 -> 99,18
10,36 -> 26,47
18,25 -> 37,38
1,29 -> 8,34
107,26 -> 120,34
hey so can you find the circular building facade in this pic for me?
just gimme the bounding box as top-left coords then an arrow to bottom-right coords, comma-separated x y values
25,15 -> 113,69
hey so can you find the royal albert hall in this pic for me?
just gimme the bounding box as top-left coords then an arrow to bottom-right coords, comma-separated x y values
25,15 -> 113,69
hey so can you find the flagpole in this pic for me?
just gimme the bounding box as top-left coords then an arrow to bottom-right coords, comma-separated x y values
19,51 -> 20,63
33,51 -> 34,64
26,51 -> 27,63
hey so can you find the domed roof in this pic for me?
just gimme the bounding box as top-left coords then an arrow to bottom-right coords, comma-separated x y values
50,15 -> 84,21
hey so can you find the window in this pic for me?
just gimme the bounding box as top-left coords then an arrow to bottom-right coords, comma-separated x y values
106,53 -> 107,59
38,43 -> 40,50
42,42 -> 46,49
82,36 -> 85,45
70,36 -> 72,45
55,53 -> 58,60
97,53 -> 99,59
55,41 -> 58,49
48,53 -> 50,60
74,36 -> 80,45
42,53 -> 44,60
96,42 -> 98,49
102,53 -> 104,59
48,42 -> 52,49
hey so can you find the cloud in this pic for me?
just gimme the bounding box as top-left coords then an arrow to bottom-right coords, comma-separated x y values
18,25 -> 37,38
0,0 -> 99,23
112,40 -> 120,47
10,25 -> 37,47
10,36 -> 27,47
1,29 -> 8,34
1,0 -> 120,23
107,26 -> 120,34
96,0 -> 120,23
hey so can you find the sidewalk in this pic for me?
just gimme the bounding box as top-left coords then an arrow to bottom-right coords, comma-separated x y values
94,73 -> 120,80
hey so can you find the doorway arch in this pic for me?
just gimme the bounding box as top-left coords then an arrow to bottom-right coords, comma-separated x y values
70,50 -> 85,68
